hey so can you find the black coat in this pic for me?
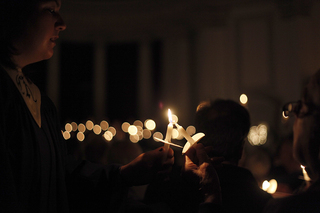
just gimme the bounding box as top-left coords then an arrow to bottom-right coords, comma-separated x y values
0,67 -> 128,213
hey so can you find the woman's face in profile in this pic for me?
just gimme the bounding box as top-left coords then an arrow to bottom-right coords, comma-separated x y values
292,76 -> 319,179
14,0 -> 66,67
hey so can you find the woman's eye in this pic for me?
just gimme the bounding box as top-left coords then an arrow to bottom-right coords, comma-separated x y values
47,9 -> 56,14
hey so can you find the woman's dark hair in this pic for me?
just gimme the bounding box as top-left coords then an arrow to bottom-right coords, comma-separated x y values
0,0 -> 53,69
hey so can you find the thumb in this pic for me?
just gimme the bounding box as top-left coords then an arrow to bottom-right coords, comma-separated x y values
184,154 -> 198,172
146,147 -> 173,168
195,143 -> 210,165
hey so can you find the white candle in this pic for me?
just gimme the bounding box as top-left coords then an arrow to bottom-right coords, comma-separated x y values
164,123 -> 173,148
162,109 -> 173,162
301,165 -> 311,181
164,109 -> 173,153
175,123 -> 195,145
154,137 -> 183,148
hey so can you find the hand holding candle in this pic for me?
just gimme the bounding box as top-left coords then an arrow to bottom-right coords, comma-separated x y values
156,109 -> 205,155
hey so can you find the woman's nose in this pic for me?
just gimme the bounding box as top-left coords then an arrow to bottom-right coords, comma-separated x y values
56,15 -> 66,31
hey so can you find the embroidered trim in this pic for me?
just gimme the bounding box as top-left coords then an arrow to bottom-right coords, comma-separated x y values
16,74 -> 37,103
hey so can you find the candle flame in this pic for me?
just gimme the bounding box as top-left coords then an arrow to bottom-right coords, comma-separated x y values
168,109 -> 173,123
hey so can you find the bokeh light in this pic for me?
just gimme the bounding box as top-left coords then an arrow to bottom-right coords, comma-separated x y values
153,132 -> 164,140
86,120 -> 94,130
262,180 -> 270,191
63,131 -> 71,140
172,114 -> 178,124
240,94 -> 248,105
63,115 -> 199,144
71,122 -> 78,131
100,120 -> 109,131
103,131 -> 113,141
108,127 -> 116,136
143,129 -> 152,139
77,132 -> 85,142
130,134 -> 139,143
65,123 -> 72,132
128,125 -> 138,135
262,179 -> 277,194
172,129 -> 179,139
133,120 -> 143,128
78,123 -> 86,133
145,119 -> 156,131
248,123 -> 268,146
186,126 -> 196,136
93,124 -> 102,135
121,122 -> 130,132
137,126 -> 143,133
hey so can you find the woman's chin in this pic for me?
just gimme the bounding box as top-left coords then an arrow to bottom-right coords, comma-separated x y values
43,51 -> 54,61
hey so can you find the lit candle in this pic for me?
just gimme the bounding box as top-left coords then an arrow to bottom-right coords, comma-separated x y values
163,109 -> 173,160
301,165 -> 311,181
175,123 -> 195,145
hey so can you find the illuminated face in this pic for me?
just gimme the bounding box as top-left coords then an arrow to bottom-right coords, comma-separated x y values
292,103 -> 314,166
14,0 -> 66,68
293,71 -> 320,179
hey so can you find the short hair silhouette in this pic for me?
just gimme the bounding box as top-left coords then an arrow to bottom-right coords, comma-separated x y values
195,99 -> 250,162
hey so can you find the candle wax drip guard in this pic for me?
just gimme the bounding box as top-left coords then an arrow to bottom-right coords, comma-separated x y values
182,132 -> 205,154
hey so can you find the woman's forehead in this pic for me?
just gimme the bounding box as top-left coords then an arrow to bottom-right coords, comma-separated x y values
40,0 -> 60,6
55,0 -> 61,6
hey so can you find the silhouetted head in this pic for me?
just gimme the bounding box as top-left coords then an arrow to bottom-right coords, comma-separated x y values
195,99 -> 250,163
